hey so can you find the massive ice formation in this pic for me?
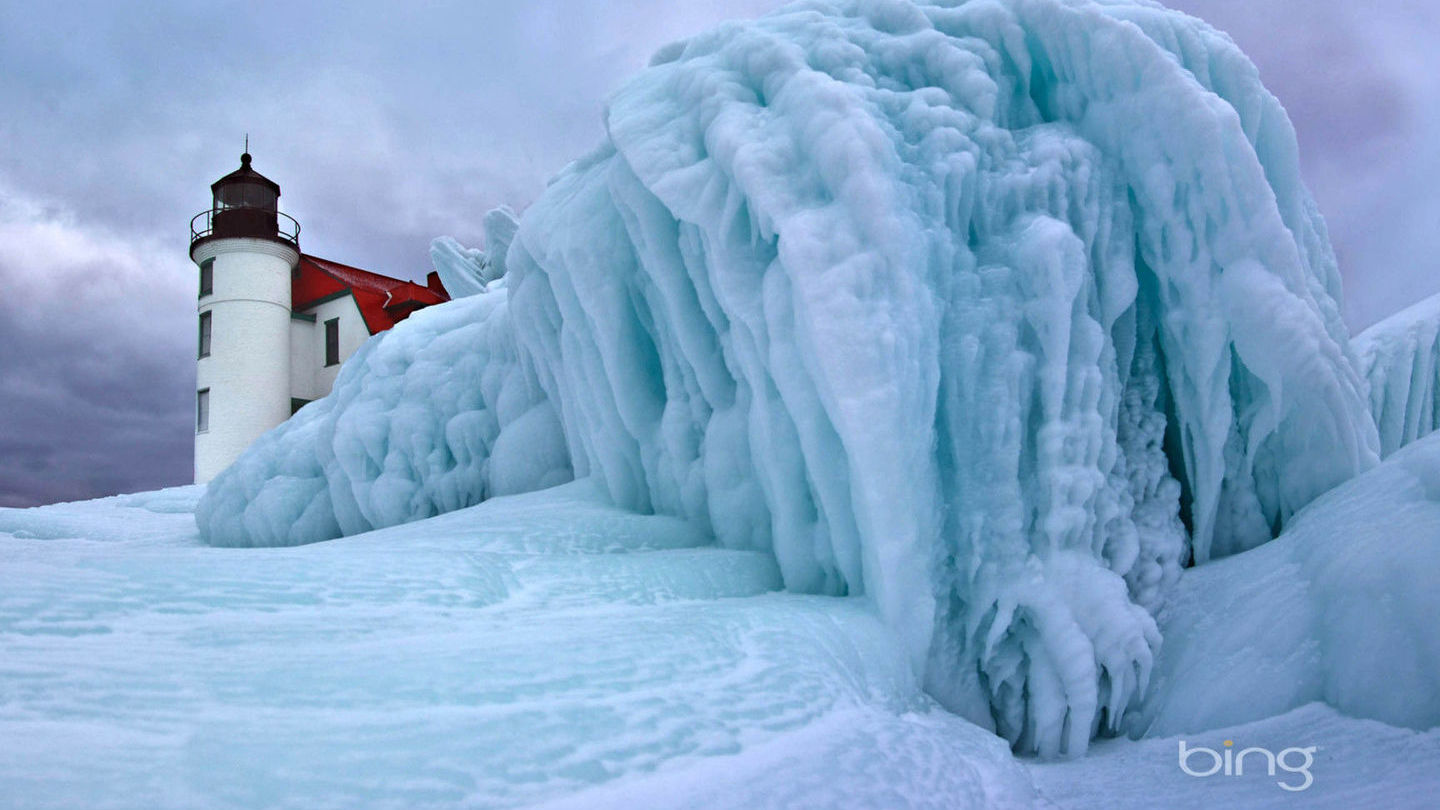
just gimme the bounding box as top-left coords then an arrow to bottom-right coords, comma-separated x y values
199,0 -> 1382,755
1355,292 -> 1440,457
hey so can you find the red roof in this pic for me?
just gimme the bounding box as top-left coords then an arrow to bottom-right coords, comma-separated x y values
293,254 -> 450,334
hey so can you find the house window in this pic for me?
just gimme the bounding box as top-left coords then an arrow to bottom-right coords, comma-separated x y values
199,258 -> 214,298
325,318 -> 340,366
196,389 -> 210,433
198,311 -> 212,358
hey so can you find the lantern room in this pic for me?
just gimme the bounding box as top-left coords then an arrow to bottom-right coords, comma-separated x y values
189,152 -> 299,259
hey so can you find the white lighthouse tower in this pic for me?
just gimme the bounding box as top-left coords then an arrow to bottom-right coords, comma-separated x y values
190,151 -> 301,483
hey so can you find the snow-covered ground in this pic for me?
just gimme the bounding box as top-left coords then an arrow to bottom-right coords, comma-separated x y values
1030,705 -> 1440,809
3,478 -> 1437,808
1,482 -> 1034,809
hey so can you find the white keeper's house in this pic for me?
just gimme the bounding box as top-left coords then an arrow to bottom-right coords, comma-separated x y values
190,152 -> 451,483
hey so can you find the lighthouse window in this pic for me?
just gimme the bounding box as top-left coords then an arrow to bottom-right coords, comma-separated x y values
199,259 -> 214,297
196,389 -> 210,433
325,318 -> 340,366
198,311 -> 212,358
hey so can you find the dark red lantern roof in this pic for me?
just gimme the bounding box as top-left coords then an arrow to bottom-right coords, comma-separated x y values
212,152 -> 281,196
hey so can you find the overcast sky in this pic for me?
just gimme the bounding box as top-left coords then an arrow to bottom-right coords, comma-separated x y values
1,0 -> 1436,507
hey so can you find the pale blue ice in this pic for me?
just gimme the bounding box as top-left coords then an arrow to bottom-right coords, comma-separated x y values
5,0 -> 1440,806
197,0 -> 1392,758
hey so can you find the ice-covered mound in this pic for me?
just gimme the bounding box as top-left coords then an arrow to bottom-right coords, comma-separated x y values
197,287 -> 572,547
1131,430 -> 1440,737
200,0 -> 1382,754
1355,292 -> 1440,457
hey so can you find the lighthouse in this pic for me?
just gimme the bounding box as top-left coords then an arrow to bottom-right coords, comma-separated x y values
189,151 -> 451,484
190,151 -> 300,483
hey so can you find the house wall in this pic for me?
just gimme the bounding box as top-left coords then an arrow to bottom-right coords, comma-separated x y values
193,238 -> 298,484
305,294 -> 370,398
289,316 -> 317,402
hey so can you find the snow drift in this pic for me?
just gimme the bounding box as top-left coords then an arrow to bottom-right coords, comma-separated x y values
1132,429 -> 1440,737
198,0 -> 1382,755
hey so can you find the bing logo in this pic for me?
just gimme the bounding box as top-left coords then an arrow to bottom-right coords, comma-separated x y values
1177,739 -> 1316,791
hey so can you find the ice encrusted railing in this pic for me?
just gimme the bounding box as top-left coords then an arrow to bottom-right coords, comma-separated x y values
198,0 -> 1382,756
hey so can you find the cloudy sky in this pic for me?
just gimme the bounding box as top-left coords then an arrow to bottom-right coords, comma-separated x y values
1,0 -> 1436,507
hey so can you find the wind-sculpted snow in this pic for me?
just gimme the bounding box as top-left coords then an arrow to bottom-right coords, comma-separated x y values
199,0 -> 1381,755
1355,292 -> 1440,457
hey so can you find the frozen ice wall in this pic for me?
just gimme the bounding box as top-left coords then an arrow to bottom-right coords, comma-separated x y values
1355,292 -> 1440,457
502,0 -> 1380,754
200,0 -> 1381,754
